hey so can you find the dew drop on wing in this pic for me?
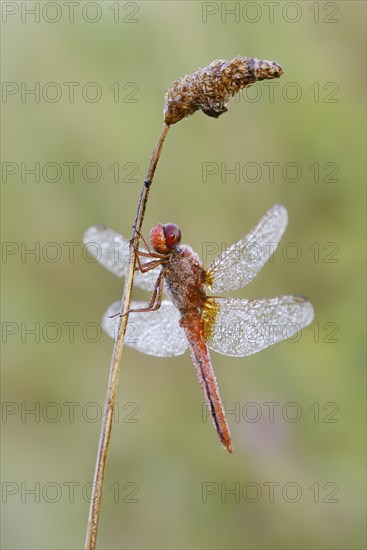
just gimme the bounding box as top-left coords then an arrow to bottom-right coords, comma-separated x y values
206,295 -> 314,358
207,205 -> 288,294
102,300 -> 187,357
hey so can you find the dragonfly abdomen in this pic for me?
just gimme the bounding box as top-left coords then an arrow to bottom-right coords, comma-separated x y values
181,311 -> 233,454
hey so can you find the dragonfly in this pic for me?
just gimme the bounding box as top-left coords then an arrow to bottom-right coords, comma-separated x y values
84,204 -> 314,453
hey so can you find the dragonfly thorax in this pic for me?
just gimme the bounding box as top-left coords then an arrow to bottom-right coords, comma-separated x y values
164,245 -> 207,314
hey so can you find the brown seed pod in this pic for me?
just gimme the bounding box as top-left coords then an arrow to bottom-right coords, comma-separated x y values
164,56 -> 283,125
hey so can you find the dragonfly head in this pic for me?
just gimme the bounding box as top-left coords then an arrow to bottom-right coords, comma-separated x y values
150,223 -> 182,254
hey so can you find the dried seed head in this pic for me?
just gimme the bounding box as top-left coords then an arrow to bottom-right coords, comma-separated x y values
164,56 -> 283,125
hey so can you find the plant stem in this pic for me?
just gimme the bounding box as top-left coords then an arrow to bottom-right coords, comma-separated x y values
85,123 -> 170,550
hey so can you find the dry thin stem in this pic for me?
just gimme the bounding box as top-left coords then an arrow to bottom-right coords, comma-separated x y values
84,123 -> 170,550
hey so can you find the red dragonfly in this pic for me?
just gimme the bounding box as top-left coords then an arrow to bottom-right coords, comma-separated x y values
84,205 -> 314,453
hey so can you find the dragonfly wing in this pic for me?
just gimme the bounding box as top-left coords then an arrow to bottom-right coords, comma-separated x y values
83,225 -> 162,292
103,300 -> 188,357
205,296 -> 314,357
207,204 -> 288,293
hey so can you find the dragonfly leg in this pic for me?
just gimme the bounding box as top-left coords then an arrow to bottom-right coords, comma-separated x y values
135,229 -> 153,255
135,256 -> 164,274
137,251 -> 166,258
128,270 -> 165,313
134,230 -> 166,259
108,270 -> 165,319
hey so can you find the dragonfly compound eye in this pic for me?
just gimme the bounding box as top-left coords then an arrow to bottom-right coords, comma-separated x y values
163,224 -> 182,249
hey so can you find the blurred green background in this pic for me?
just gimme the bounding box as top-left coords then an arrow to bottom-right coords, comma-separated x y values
1,1 -> 365,549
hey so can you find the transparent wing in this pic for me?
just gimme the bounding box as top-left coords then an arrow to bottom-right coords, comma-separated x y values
83,225 -> 162,292
205,295 -> 314,357
103,300 -> 188,357
207,204 -> 288,293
